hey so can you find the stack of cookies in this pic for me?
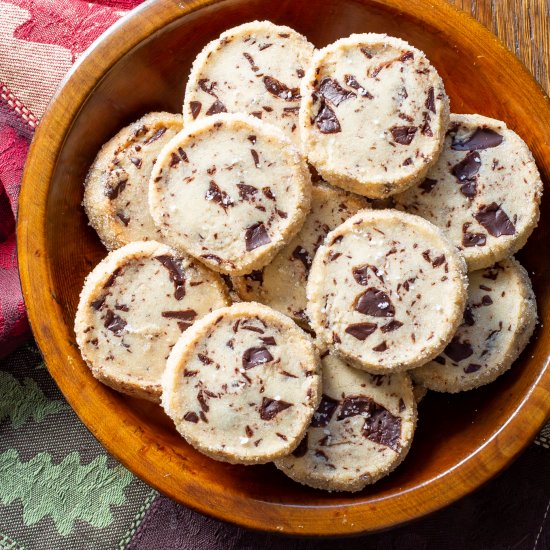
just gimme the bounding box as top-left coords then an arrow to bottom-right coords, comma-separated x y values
75,21 -> 542,492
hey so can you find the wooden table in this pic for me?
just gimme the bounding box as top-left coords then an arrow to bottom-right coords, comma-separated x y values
450,0 -> 549,94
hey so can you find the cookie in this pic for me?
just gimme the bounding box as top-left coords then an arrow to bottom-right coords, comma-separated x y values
274,350 -> 416,492
307,209 -> 468,373
232,183 -> 368,327
394,114 -> 543,270
300,33 -> 449,199
83,112 -> 183,250
412,382 -> 428,403
161,302 -> 321,464
149,113 -> 311,275
412,258 -> 537,393
74,241 -> 229,402
183,21 -> 314,146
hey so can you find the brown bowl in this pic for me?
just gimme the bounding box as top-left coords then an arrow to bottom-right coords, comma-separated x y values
17,0 -> 550,536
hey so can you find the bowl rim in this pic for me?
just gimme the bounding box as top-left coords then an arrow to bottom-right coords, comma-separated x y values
16,0 -> 550,536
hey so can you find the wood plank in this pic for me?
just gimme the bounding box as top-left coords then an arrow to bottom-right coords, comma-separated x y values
449,0 -> 550,93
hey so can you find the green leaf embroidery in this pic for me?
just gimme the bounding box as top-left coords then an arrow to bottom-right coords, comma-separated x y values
0,371 -> 67,428
0,450 -> 133,536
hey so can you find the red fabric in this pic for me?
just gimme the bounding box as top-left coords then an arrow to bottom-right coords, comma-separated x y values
0,0 -> 144,356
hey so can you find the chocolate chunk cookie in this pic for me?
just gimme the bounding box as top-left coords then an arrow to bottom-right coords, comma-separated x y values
161,302 -> 321,464
74,241 -> 230,401
412,258 -> 537,392
232,183 -> 368,327
300,33 -> 449,198
307,210 -> 468,373
394,114 -> 543,270
275,350 -> 416,492
84,112 -> 183,250
183,21 -> 314,146
149,113 -> 311,275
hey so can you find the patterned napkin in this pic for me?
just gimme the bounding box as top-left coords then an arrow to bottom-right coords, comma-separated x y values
0,1 -> 548,548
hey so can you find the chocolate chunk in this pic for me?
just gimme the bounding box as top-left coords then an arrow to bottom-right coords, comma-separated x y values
452,151 -> 481,182
116,212 -> 130,226
103,267 -> 122,288
292,246 -> 312,272
91,297 -> 105,311
360,47 -> 373,58
314,450 -> 329,461
352,265 -> 371,285
337,395 -> 372,421
419,178 -> 438,194
184,412 -> 199,423
481,295 -> 493,306
161,309 -> 197,321
474,203 -> 516,237
198,354 -> 213,365
259,397 -> 292,420
363,402 -> 402,452
434,356 -> 446,365
372,341 -> 388,352
205,180 -> 233,211
296,68 -> 305,78
313,100 -> 341,134
190,101 -> 202,119
129,156 -> 142,168
460,180 -> 478,198
462,222 -> 487,247
355,288 -> 395,317
198,79 -> 217,96
311,394 -> 339,427
259,42 -> 272,51
103,309 -> 126,335
318,77 -> 356,106
241,324 -> 264,333
344,74 -> 373,98
144,127 -> 167,145
262,187 -> 275,200
444,337 -> 473,362
247,135 -> 256,144
464,363 -> 482,373
237,183 -> 258,200
425,87 -> 436,113
463,306 -> 475,326
292,434 -> 308,457
156,255 -> 186,300
206,99 -> 227,116
381,320 -> 403,333
345,323 -> 377,341
242,346 -> 273,369
201,254 -> 223,264
260,336 -> 276,345
243,52 -> 258,71
197,390 -> 209,412
263,75 -> 300,101
183,369 -> 198,377
390,126 -> 417,145
250,149 -> 260,168
105,172 -> 128,199
244,269 -> 263,284
400,51 -> 414,62
451,128 -> 503,150
245,222 -> 271,251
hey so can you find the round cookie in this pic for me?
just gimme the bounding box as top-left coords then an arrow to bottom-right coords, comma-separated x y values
394,114 -> 543,270
183,21 -> 314,146
274,350 -> 416,492
74,241 -> 229,402
412,382 -> 428,403
232,183 -> 368,327
412,258 -> 537,393
300,33 -> 449,199
161,302 -> 321,464
84,112 -> 183,250
149,113 -> 311,275
307,209 -> 468,373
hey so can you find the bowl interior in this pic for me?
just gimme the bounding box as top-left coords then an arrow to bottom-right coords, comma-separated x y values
24,0 -> 550,535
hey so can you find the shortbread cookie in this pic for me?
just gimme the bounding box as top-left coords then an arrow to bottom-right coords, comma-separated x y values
149,113 -> 311,275
412,258 -> 537,392
307,210 -> 468,373
412,382 -> 428,403
275,350 -> 416,492
183,21 -> 314,146
394,114 -> 543,270
74,241 -> 229,401
84,112 -> 183,250
300,33 -> 449,198
161,302 -> 321,464
232,184 -> 368,327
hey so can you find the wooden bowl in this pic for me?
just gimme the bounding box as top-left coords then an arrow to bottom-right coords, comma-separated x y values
17,0 -> 550,536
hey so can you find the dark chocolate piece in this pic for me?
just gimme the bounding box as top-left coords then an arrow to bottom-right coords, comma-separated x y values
419,178 -> 437,194
311,394 -> 339,427
292,434 -> 308,457
292,246 -> 312,272
161,309 -> 197,321
190,101 -> 202,119
103,309 -> 126,335
345,323 -> 377,341
444,337 -> 473,362
245,222 -> 271,251
259,397 -> 292,420
318,77 -> 356,106
184,412 -> 199,423
156,255 -> 186,300
355,288 -> 395,317
452,151 -> 481,182
474,202 -> 516,237
380,320 -> 403,333
313,100 -> 341,134
390,126 -> 417,145
237,183 -> 258,200
425,87 -> 436,113
205,180 -> 233,211
263,76 -> 300,101
242,346 -> 273,369
451,127 -> 503,150
206,99 -> 227,116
